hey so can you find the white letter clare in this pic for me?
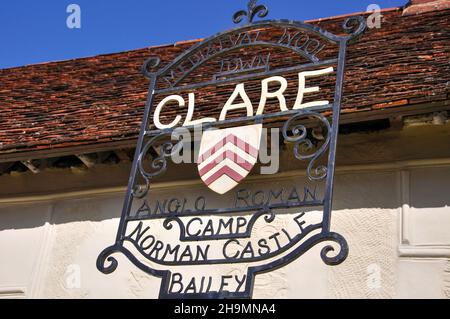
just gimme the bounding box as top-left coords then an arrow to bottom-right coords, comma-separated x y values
154,95 -> 184,129
219,83 -> 253,121
183,93 -> 216,126
257,76 -> 288,115
293,67 -> 334,110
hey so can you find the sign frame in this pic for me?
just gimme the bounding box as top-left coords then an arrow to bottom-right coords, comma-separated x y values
97,0 -> 366,299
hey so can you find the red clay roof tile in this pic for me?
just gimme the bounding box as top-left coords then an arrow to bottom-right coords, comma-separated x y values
0,8 -> 449,156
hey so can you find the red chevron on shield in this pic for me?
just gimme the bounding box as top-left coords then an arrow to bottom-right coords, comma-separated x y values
197,124 -> 263,194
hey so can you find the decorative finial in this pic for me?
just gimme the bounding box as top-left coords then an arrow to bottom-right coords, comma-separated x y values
233,0 -> 269,24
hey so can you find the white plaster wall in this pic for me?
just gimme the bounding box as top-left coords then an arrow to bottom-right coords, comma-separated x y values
0,163 -> 449,299
328,171 -> 399,299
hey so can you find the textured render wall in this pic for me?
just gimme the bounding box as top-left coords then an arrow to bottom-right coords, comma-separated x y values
445,261 -> 450,298
0,165 -> 449,299
328,172 -> 399,299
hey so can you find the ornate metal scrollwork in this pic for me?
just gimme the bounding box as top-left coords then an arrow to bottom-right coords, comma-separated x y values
132,133 -> 183,199
233,0 -> 269,24
320,232 -> 349,266
342,16 -> 367,41
142,56 -> 161,78
97,245 -> 121,275
282,112 -> 331,181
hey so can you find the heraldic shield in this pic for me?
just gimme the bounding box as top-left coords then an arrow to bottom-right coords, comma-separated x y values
197,124 -> 262,194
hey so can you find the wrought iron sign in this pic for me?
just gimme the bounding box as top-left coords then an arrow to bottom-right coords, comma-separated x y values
97,0 -> 366,299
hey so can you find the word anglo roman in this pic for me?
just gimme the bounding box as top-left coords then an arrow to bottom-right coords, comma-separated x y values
135,185 -> 319,217
154,67 -> 334,129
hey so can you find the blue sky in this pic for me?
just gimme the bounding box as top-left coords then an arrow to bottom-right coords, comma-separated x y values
0,0 -> 407,69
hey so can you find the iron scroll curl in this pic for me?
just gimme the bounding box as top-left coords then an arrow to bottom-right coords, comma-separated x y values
342,15 -> 367,41
132,132 -> 183,199
141,56 -> 161,78
282,111 -> 331,181
320,232 -> 349,266
97,245 -> 120,275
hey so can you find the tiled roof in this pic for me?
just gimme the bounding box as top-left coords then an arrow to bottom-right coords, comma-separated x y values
0,7 -> 449,157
